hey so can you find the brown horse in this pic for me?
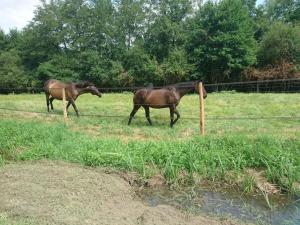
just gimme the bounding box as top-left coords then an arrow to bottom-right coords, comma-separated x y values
44,79 -> 102,117
128,81 -> 207,127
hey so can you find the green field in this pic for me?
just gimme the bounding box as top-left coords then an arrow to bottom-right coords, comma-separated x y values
0,92 -> 300,195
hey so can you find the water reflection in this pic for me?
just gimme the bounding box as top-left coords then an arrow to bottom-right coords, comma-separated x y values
140,188 -> 300,225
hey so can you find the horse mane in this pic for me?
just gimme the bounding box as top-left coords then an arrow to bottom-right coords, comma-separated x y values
166,81 -> 198,89
75,81 -> 94,88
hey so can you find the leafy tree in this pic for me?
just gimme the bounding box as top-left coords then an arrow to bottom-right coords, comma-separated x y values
123,45 -> 161,85
114,0 -> 145,51
6,29 -> 22,50
144,0 -> 191,63
145,17 -> 173,62
76,50 -> 115,86
0,29 -> 9,52
90,0 -> 116,59
243,0 -> 257,17
36,54 -> 80,85
159,0 -> 192,22
252,5 -> 270,41
257,22 -> 300,66
161,48 -> 192,84
20,11 -> 61,72
186,0 -> 257,82
0,49 -> 27,89
266,0 -> 300,23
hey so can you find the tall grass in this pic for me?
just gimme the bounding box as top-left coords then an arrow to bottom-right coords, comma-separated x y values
1,119 -> 299,194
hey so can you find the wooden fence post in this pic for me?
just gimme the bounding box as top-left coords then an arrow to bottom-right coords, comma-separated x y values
62,88 -> 68,124
199,82 -> 205,135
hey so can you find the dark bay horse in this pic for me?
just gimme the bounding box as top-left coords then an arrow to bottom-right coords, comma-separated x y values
128,81 -> 207,127
44,79 -> 101,117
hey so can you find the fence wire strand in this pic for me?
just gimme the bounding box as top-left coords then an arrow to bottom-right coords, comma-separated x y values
1,78 -> 300,93
1,107 -> 300,122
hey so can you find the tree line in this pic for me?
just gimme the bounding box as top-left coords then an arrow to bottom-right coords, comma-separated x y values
0,0 -> 299,89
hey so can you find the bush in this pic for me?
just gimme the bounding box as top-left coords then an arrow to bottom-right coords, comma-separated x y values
0,49 -> 28,90
161,48 -> 193,84
242,61 -> 300,80
257,23 -> 300,67
123,46 -> 162,85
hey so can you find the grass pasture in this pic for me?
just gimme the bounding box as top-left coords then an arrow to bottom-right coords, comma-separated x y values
0,92 -> 300,195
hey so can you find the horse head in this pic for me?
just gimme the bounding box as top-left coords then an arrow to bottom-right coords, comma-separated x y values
76,82 -> 102,97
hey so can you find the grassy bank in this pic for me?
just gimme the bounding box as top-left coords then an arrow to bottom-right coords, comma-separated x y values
1,92 -> 300,195
1,119 -> 299,195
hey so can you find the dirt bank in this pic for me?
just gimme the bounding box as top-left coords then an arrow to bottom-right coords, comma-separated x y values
0,161 -> 245,225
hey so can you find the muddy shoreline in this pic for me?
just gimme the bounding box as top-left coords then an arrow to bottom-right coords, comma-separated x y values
0,161 -> 250,225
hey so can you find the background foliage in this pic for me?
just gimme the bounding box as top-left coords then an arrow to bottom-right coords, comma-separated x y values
0,0 -> 299,88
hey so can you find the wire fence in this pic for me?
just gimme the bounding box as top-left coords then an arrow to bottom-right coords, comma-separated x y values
1,106 -> 300,121
1,78 -> 300,94
204,78 -> 300,93
0,78 -> 300,136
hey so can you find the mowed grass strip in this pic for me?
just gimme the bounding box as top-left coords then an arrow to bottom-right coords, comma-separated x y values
0,92 -> 300,139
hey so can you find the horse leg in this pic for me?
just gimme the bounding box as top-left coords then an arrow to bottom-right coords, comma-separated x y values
45,93 -> 50,112
67,95 -> 77,111
70,99 -> 79,117
143,106 -> 152,125
128,105 -> 141,125
169,106 -> 175,128
66,101 -> 71,111
172,108 -> 181,126
49,97 -> 54,110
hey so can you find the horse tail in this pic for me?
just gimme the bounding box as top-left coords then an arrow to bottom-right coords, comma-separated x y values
133,89 -> 148,104
132,88 -> 142,95
43,79 -> 52,93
